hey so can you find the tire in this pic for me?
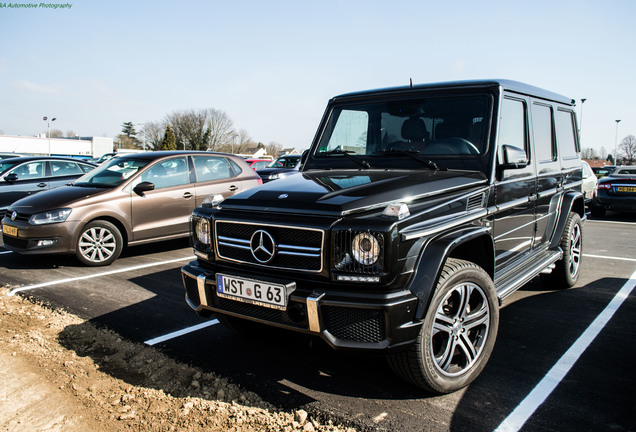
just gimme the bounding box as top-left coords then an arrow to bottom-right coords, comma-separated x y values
388,258 -> 499,394
541,212 -> 582,288
75,220 -> 123,266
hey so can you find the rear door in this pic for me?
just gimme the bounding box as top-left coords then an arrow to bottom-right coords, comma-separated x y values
130,156 -> 194,241
191,155 -> 245,206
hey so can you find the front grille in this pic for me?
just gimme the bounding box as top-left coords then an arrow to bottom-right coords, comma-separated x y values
3,210 -> 30,222
322,306 -> 386,343
215,221 -> 324,272
2,235 -> 28,249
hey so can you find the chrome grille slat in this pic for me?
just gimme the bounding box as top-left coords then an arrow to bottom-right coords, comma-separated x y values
215,220 -> 324,272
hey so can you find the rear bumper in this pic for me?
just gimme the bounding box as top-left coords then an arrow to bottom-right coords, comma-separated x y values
594,192 -> 636,212
181,260 -> 421,351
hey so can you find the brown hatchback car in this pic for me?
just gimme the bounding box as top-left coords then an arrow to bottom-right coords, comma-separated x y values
1,151 -> 262,266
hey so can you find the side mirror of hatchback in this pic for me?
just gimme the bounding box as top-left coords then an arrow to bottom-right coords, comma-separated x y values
4,173 -> 19,183
133,181 -> 155,196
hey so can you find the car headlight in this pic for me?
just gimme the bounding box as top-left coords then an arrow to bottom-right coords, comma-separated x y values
195,218 -> 210,245
351,232 -> 380,265
29,208 -> 72,225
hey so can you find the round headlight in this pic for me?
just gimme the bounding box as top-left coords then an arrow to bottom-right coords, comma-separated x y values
195,218 -> 210,245
351,232 -> 380,265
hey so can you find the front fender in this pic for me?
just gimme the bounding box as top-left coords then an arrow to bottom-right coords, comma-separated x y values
407,226 -> 494,320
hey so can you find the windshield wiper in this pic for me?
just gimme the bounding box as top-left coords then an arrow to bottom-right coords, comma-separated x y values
374,150 -> 439,171
320,149 -> 372,169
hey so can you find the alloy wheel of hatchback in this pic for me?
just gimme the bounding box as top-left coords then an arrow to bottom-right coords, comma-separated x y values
76,220 -> 123,266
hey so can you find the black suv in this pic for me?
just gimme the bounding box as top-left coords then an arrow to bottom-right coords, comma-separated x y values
181,80 -> 585,394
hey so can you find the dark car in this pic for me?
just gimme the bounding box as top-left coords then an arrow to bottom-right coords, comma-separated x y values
256,154 -> 302,183
0,152 -> 27,161
0,156 -> 96,213
181,80 -> 585,394
2,151 -> 261,266
590,165 -> 636,217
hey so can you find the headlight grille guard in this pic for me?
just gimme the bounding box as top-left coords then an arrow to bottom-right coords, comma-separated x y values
333,229 -> 385,275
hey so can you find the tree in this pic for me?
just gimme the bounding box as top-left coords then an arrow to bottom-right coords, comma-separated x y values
161,125 -> 177,151
619,135 -> 636,165
581,147 -> 598,160
206,108 -> 235,151
121,122 -> 137,138
141,121 -> 165,151
49,129 -> 64,138
266,141 -> 283,158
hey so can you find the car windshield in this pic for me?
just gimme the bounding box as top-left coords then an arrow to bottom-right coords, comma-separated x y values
312,93 -> 491,171
0,160 -> 19,175
268,157 -> 299,168
74,158 -> 150,187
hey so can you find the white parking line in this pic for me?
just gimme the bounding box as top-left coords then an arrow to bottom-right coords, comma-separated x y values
7,256 -> 195,296
495,268 -> 636,432
144,319 -> 220,346
583,253 -> 636,263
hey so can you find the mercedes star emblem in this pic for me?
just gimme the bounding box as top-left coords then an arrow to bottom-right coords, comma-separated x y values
250,230 -> 276,263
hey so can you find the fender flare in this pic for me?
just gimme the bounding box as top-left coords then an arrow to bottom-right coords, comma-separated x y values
408,226 -> 494,320
549,191 -> 585,249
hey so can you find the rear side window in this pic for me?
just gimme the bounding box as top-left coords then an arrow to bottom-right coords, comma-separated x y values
532,103 -> 555,162
556,109 -> 579,159
193,155 -> 234,182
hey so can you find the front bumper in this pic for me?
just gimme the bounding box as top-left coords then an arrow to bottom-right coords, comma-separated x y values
181,260 -> 421,351
1,217 -> 81,255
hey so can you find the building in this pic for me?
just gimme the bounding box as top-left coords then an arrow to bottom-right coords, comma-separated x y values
0,135 -> 113,159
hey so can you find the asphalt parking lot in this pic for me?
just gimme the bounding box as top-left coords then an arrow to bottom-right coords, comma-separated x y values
1,213 -> 635,432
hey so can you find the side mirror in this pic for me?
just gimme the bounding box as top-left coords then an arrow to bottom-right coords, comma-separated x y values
4,173 -> 19,183
301,149 -> 309,164
133,181 -> 155,196
498,145 -> 528,170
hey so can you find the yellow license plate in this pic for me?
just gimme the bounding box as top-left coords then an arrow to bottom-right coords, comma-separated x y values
2,224 -> 18,237
617,186 -> 636,193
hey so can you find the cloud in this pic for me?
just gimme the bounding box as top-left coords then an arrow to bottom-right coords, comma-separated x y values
14,79 -> 63,94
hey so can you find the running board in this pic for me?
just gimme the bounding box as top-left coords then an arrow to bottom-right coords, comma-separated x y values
495,249 -> 563,303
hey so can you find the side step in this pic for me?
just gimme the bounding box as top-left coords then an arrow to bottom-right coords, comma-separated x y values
495,249 -> 563,303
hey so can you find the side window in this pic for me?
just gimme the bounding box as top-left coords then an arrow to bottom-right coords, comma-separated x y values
532,103 -> 556,162
9,161 -> 46,179
193,156 -> 233,182
140,157 -> 189,189
556,109 -> 579,159
50,161 -> 83,177
498,98 -> 528,163
318,109 -> 369,154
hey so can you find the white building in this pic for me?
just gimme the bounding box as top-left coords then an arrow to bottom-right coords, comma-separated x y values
0,135 -> 113,159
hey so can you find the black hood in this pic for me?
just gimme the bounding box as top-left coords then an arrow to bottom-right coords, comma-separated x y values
220,169 -> 487,216
9,184 -> 112,213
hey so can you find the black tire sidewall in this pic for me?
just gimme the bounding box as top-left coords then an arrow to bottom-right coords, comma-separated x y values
418,259 -> 499,394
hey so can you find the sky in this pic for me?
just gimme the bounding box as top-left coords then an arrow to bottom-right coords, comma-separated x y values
1,0 -> 634,157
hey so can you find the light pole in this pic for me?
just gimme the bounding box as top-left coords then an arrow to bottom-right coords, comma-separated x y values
614,119 -> 621,165
579,98 -> 586,142
43,116 -> 56,156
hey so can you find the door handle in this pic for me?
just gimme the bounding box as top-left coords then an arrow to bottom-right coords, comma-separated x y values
183,192 -> 193,199
37,183 -> 47,188
228,185 -> 238,191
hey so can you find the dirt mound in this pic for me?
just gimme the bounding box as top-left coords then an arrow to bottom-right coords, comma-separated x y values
0,287 -> 357,431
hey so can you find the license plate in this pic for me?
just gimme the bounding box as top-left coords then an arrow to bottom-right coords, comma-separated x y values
616,186 -> 636,193
2,224 -> 17,237
216,274 -> 295,310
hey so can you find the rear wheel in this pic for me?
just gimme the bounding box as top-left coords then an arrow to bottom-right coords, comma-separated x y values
75,220 -> 123,266
388,258 -> 499,394
541,212 -> 582,288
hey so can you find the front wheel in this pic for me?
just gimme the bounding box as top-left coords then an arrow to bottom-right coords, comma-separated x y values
388,258 -> 499,394
75,220 -> 123,266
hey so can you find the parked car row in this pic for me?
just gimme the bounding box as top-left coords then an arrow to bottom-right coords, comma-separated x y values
2,151 -> 262,266
589,165 -> 636,217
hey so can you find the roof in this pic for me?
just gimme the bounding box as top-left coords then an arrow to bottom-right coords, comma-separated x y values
333,79 -> 574,106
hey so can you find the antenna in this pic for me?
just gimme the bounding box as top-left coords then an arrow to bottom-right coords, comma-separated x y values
409,78 -> 413,88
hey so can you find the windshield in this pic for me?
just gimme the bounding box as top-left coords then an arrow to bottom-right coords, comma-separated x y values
312,94 -> 491,171
74,158 -> 150,187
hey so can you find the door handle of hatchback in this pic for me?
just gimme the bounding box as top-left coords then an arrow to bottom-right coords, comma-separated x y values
37,183 -> 47,188
183,192 -> 193,199
228,185 -> 238,191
